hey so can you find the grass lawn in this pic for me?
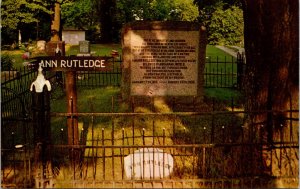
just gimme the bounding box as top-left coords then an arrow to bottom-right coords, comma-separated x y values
66,43 -> 122,56
206,45 -> 235,62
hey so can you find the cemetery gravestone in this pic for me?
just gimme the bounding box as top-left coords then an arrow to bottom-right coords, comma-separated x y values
124,148 -> 174,179
121,21 -> 207,100
79,40 -> 90,54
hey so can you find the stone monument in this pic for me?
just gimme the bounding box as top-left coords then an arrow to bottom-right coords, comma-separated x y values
121,21 -> 207,100
78,40 -> 91,56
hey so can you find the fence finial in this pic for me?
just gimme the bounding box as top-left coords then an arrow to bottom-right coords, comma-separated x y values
30,64 -> 51,92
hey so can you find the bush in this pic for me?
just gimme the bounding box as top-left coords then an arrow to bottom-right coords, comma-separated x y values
208,6 -> 244,46
1,54 -> 15,71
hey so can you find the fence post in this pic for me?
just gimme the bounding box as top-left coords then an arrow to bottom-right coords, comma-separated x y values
236,52 -> 245,89
30,65 -> 54,188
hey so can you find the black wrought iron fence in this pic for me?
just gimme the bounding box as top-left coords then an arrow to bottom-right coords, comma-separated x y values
204,53 -> 245,89
3,54 -> 298,189
1,54 -> 244,114
1,95 -> 298,188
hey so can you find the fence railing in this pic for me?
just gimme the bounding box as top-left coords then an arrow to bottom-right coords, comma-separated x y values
1,55 -> 244,125
204,53 -> 245,88
1,111 -> 298,188
5,54 -> 299,189
1,94 -> 298,188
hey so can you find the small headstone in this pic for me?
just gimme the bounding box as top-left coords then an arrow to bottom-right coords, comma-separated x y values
37,40 -> 46,51
79,41 -> 90,54
45,41 -> 65,56
124,148 -> 174,179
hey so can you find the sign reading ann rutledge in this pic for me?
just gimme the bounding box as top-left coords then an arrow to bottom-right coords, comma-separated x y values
34,56 -> 112,71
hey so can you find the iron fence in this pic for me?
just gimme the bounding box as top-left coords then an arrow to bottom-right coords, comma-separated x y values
1,54 -> 243,126
1,95 -> 298,188
2,53 -> 298,188
204,53 -> 245,89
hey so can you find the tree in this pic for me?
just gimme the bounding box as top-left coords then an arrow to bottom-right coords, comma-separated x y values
50,1 -> 61,41
1,0 -> 52,43
60,0 -> 100,41
242,0 -> 298,177
113,0 -> 199,42
193,0 -> 243,45
208,6 -> 243,45
61,0 -> 96,30
194,0 -> 241,26
97,0 -> 117,43
1,0 -> 51,30
150,0 -> 199,21
172,0 -> 199,21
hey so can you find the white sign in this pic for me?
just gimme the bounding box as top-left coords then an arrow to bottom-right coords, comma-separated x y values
124,148 -> 174,179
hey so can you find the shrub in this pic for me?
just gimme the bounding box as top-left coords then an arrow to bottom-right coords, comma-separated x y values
208,6 -> 244,46
1,54 -> 14,71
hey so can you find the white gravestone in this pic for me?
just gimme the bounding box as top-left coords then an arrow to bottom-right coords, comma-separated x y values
124,148 -> 174,179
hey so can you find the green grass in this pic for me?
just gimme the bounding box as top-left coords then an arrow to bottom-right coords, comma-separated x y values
204,45 -> 238,89
206,45 -> 236,62
204,88 -> 242,102
66,44 -> 122,57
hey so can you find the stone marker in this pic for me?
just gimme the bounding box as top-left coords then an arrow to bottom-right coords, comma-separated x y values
121,21 -> 207,99
124,148 -> 174,179
79,40 -> 90,54
37,40 -> 46,51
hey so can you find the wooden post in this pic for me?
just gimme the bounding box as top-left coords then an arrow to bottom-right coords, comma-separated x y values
65,71 -> 79,146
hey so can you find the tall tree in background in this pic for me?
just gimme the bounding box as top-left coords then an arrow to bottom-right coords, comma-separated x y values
1,0 -> 52,44
61,0 -> 100,42
208,5 -> 243,45
1,0 -> 51,30
50,1 -> 61,41
242,0 -> 298,177
61,0 -> 96,30
194,0 -> 243,45
98,0 -> 117,43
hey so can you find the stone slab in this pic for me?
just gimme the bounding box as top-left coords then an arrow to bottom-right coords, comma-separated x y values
79,40 -> 90,53
121,21 -> 206,99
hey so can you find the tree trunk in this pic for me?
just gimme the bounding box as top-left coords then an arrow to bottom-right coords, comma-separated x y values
50,2 -> 61,41
242,0 -> 298,180
99,0 -> 116,43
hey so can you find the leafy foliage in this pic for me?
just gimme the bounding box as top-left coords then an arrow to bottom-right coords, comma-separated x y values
1,54 -> 14,71
115,0 -> 198,22
172,0 -> 199,21
208,6 -> 244,45
1,0 -> 52,30
193,0 -> 244,45
97,0 -> 199,42
61,0 -> 96,30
